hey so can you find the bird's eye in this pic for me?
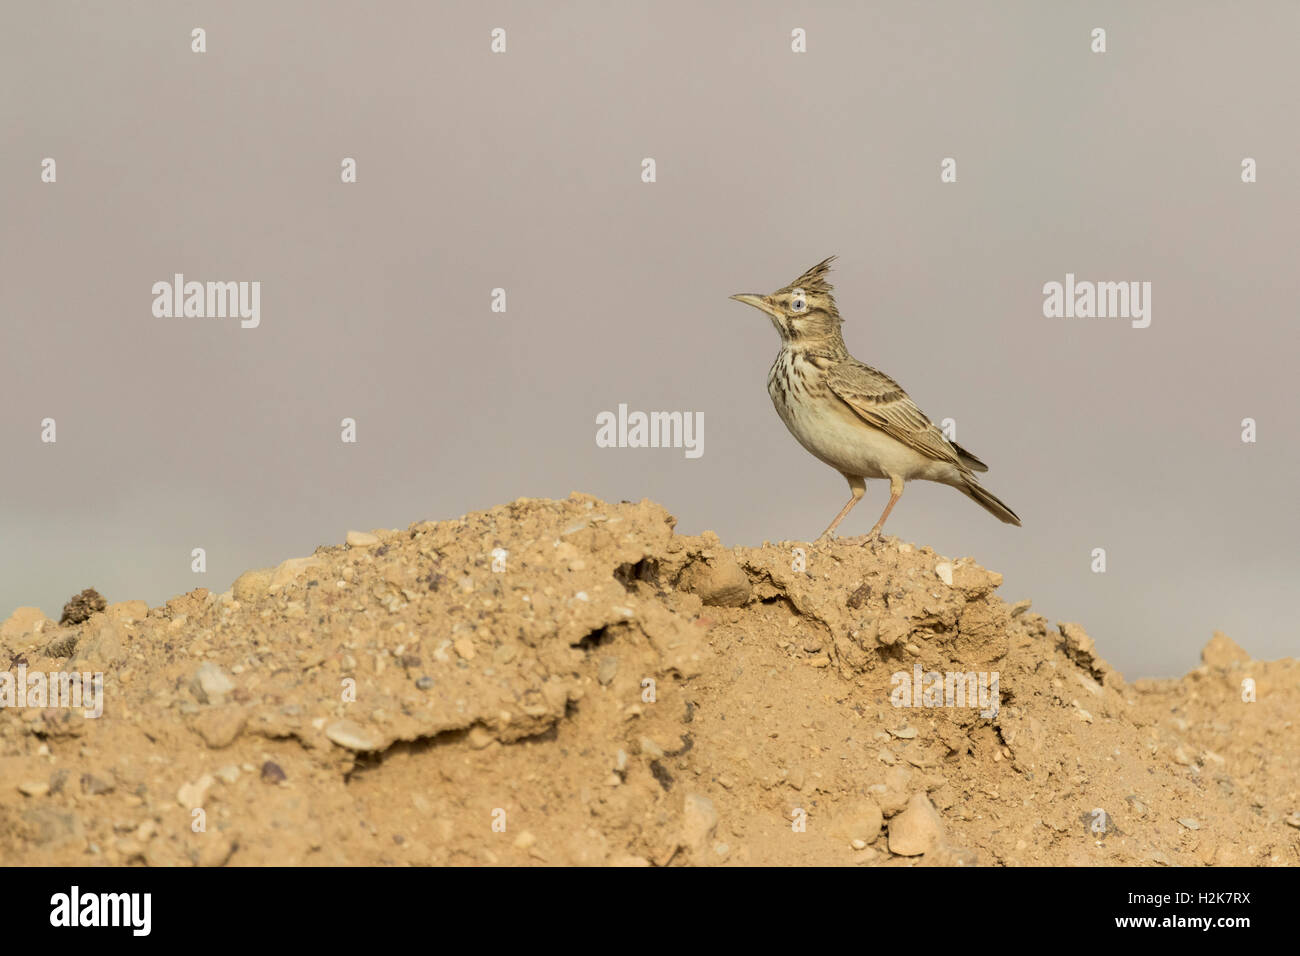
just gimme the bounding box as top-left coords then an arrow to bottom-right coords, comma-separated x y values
790,289 -> 807,313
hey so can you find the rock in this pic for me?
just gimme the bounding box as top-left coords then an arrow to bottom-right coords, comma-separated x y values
231,569 -> 273,603
1,607 -> 50,642
60,588 -> 106,625
454,638 -> 476,660
874,614 -> 910,647
1058,621 -> 1110,682
198,837 -> 236,867
39,631 -> 79,658
189,663 -> 235,705
888,793 -> 945,856
934,562 -> 954,586
1178,818 -> 1201,830
845,583 -> 871,608
324,719 -> 385,752
682,793 -> 719,852
875,787 -> 909,817
922,843 -> 980,866
949,565 -> 1003,595
18,780 -> 50,797
680,554 -> 751,607
192,707 -> 247,748
105,601 -> 149,624
597,656 -> 620,685
21,807 -> 82,848
70,619 -> 124,667
270,556 -> 324,591
467,726 -> 495,749
832,800 -> 884,844
80,773 -> 115,796
1201,631 -> 1249,669
177,774 -> 215,809
165,588 -> 210,617
346,530 -> 379,548
873,764 -> 915,816
260,762 -> 287,784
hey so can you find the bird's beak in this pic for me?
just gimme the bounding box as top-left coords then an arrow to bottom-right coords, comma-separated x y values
730,293 -> 780,318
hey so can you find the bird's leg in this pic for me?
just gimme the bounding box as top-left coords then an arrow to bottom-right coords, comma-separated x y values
864,475 -> 905,543
818,476 -> 865,541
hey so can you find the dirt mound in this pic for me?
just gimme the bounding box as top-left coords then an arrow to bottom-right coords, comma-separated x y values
1,494 -> 1295,865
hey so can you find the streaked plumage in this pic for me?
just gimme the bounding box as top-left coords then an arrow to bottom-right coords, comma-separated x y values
732,257 -> 1020,540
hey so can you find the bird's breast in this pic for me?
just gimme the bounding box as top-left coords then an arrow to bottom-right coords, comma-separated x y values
766,349 -> 941,481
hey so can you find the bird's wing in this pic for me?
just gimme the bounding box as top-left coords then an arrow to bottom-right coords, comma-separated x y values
825,359 -> 965,467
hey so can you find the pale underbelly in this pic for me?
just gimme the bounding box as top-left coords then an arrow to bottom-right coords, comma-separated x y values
771,393 -> 958,483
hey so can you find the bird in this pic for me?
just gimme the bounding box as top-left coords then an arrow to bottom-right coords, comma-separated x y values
730,256 -> 1020,542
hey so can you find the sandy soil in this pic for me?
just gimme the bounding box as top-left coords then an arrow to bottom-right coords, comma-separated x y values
1,493 -> 1296,866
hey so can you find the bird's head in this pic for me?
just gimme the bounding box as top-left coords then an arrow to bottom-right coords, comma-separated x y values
730,256 -> 844,346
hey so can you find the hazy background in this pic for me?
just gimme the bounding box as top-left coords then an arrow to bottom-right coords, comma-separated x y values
2,1 -> 1296,678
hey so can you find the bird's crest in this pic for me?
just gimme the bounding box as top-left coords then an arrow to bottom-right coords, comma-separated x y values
784,256 -> 837,295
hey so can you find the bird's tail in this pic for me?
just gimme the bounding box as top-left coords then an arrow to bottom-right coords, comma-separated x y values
957,477 -> 1021,526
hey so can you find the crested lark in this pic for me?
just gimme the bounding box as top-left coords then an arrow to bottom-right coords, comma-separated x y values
731,257 -> 1021,542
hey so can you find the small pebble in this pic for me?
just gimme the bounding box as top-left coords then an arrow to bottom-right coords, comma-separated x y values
189,662 -> 235,705
346,530 -> 379,548
888,793 -> 945,856
324,719 -> 385,752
